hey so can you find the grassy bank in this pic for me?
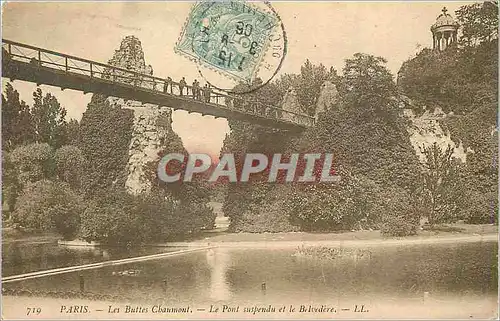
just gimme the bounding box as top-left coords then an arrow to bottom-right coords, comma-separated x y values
3,224 -> 497,248
190,223 -> 498,243
2,227 -> 59,245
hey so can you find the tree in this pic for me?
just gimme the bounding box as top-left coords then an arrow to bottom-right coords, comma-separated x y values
397,3 -> 497,226
419,143 -> 466,225
79,189 -> 212,246
1,83 -> 35,150
10,143 -> 54,187
64,119 -> 80,145
31,87 -> 68,148
297,59 -> 337,115
287,168 -> 382,231
221,53 -> 422,233
341,53 -> 397,110
456,1 -> 498,47
275,60 -> 337,115
54,145 -> 85,190
79,192 -> 144,247
145,132 -> 216,233
307,53 -> 420,190
2,152 -> 20,218
13,180 -> 84,239
379,187 -> 420,236
78,94 -> 134,198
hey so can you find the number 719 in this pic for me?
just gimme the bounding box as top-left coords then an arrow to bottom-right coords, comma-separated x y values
26,307 -> 41,315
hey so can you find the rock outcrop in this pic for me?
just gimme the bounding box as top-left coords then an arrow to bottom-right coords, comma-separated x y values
315,81 -> 339,120
281,87 -> 302,122
106,36 -> 173,195
403,106 -> 473,163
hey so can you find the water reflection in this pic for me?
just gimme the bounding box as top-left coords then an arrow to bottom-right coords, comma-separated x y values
3,242 -> 498,309
2,242 -> 178,276
206,247 -> 231,301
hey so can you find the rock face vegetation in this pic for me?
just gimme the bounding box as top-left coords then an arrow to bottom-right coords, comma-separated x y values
222,3 -> 498,235
2,36 -> 215,246
2,3 -> 496,241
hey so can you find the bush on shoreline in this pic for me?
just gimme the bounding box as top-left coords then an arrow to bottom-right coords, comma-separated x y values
12,180 -> 84,240
79,189 -> 216,247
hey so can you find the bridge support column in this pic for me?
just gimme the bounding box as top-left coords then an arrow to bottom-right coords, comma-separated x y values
281,87 -> 302,123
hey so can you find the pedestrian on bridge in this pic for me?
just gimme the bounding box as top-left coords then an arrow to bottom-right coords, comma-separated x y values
192,79 -> 200,100
164,77 -> 173,94
2,48 -> 11,61
225,95 -> 233,108
202,84 -> 211,103
179,77 -> 187,96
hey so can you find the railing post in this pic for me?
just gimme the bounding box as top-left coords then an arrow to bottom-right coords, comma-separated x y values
8,43 -> 11,55
37,50 -> 41,67
90,63 -> 93,78
65,57 -> 68,72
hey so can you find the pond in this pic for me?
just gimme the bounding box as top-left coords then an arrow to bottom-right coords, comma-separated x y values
2,241 -> 498,319
2,241 -> 179,276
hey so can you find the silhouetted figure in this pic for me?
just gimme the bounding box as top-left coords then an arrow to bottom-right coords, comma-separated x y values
202,84 -> 211,103
225,95 -> 233,107
133,73 -> 141,87
179,77 -> 187,96
164,77 -> 173,94
192,79 -> 200,100
2,48 -> 11,62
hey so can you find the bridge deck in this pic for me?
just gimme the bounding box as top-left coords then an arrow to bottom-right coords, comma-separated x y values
1,39 -> 314,131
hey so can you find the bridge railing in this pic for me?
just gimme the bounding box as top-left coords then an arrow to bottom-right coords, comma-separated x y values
2,39 -> 315,127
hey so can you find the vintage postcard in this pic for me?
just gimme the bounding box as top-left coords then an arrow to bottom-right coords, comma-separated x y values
1,1 -> 498,320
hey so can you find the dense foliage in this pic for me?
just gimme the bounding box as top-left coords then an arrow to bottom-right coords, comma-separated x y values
223,53 -> 421,234
2,85 -> 215,244
222,3 -> 497,235
398,2 -> 498,224
418,143 -> 468,225
54,145 -> 85,190
80,191 -> 172,246
12,180 -> 84,239
78,94 -> 134,198
1,83 -> 35,150
287,169 -> 382,231
275,59 -> 337,115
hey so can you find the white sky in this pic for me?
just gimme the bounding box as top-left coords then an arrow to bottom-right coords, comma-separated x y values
1,1 -> 472,155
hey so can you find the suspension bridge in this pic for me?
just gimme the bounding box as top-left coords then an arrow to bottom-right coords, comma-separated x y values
1,39 -> 314,131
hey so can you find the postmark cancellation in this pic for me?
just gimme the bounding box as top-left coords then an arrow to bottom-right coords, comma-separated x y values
175,1 -> 280,85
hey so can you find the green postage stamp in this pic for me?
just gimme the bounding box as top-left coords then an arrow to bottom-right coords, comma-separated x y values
175,1 -> 279,84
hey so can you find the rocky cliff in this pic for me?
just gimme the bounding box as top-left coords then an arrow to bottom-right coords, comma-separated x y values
105,36 -> 174,195
281,87 -> 302,122
315,81 -> 339,120
401,103 -> 473,163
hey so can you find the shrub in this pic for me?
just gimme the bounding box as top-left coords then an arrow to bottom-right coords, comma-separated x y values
379,188 -> 420,237
80,191 -> 161,246
12,180 -> 84,239
294,245 -> 372,260
462,191 -> 497,224
380,215 -> 418,237
2,151 -> 20,216
226,184 -> 298,233
54,145 -> 85,189
78,95 -> 134,198
10,143 -> 54,186
287,170 -> 382,232
79,189 -> 215,246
